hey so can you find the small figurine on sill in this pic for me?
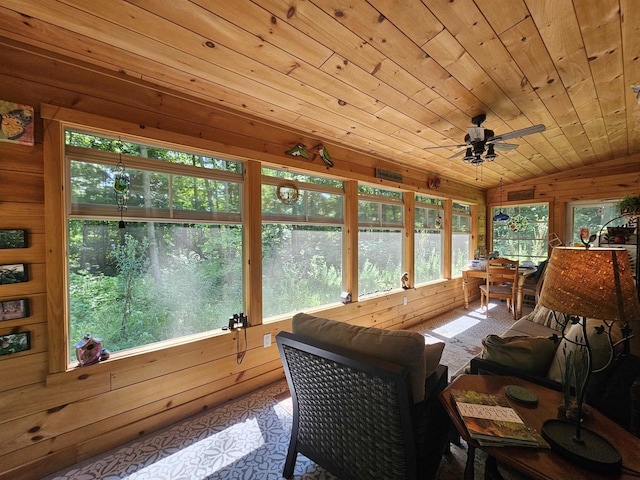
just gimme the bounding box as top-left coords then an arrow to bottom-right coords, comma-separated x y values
401,272 -> 410,290
75,333 -> 104,366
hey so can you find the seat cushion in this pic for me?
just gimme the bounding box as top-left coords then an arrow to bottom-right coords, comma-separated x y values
292,312 -> 444,403
504,318 -> 559,338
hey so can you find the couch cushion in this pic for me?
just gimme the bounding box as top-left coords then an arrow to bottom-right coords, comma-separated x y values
481,335 -> 557,376
292,312 -> 444,403
521,303 -> 562,330
546,318 -> 624,384
503,318 -> 559,338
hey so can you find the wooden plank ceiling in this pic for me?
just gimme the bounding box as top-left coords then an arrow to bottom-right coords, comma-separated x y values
0,0 -> 638,188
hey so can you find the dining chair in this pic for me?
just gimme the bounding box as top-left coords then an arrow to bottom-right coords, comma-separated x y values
522,259 -> 548,306
479,257 -> 519,318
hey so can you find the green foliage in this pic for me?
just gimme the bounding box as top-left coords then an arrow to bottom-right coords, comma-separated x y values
262,225 -> 342,317
617,195 -> 640,213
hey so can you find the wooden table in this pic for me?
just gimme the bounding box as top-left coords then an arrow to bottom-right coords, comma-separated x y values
440,374 -> 640,480
462,267 -> 535,319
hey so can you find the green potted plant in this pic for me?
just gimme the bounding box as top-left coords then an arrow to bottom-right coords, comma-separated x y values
617,195 -> 640,217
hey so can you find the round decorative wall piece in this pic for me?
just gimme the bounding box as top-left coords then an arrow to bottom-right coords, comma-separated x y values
507,214 -> 529,232
276,181 -> 300,205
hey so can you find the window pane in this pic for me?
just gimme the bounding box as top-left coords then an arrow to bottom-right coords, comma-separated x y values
172,176 -> 241,214
68,221 -> 243,356
67,130 -> 242,173
415,229 -> 443,283
262,185 -> 343,222
358,229 -> 403,296
358,185 -> 403,201
262,184 -> 306,217
381,203 -> 403,226
571,201 -> 620,245
307,191 -> 343,219
452,233 -> 470,277
452,202 -> 472,276
262,225 -> 343,317
66,130 -> 244,361
261,167 -> 343,189
491,203 -> 549,263
415,203 -> 443,283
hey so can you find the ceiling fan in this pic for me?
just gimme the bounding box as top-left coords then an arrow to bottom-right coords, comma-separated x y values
424,114 -> 546,165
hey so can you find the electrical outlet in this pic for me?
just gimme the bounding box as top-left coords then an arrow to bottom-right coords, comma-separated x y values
263,333 -> 272,348
403,296 -> 407,306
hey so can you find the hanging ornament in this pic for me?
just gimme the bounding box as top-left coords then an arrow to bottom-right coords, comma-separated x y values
492,178 -> 510,222
507,214 -> 529,232
113,140 -> 130,229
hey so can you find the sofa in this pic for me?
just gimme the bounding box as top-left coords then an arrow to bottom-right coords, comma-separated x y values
276,313 -> 452,480
469,302 -> 640,432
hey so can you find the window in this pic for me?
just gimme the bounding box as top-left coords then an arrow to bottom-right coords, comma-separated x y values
358,186 -> 404,296
568,200 -> 621,245
452,202 -> 472,277
261,168 -> 344,318
414,195 -> 443,283
492,203 -> 549,263
66,131 -> 243,358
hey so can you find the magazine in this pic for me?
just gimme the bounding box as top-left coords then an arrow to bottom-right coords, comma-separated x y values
450,389 -> 549,448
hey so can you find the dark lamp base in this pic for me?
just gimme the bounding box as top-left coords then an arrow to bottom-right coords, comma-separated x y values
541,419 -> 621,474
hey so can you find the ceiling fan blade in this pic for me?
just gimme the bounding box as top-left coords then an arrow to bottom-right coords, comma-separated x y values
448,149 -> 467,159
487,124 -> 546,142
424,143 -> 467,150
492,142 -> 519,151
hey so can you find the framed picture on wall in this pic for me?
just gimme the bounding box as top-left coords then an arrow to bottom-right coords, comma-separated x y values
0,331 -> 30,356
0,100 -> 34,146
0,264 -> 28,285
0,299 -> 29,321
0,229 -> 28,249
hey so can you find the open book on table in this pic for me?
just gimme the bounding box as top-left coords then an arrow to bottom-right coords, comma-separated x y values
450,389 -> 550,448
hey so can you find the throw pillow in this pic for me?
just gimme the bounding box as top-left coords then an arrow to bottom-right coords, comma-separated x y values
546,318 -> 623,384
292,312 -> 444,403
525,303 -> 562,331
481,334 -> 557,376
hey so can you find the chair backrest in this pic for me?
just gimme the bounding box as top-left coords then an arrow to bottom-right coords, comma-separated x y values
276,331 -> 418,480
485,257 -> 519,294
534,261 -> 548,301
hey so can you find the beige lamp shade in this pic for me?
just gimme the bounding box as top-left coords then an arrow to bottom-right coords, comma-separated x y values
539,247 -> 640,325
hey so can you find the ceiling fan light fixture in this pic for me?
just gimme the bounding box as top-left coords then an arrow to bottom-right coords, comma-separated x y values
463,147 -> 475,162
485,144 -> 497,160
467,126 -> 485,141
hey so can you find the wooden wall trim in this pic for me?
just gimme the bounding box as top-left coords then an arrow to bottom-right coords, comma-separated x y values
343,180 -> 358,297
43,119 -> 68,374
243,160 -> 262,325
403,192 -> 415,287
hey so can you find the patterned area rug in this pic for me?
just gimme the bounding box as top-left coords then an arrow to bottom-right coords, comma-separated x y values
44,301 -> 532,480
412,301 -> 527,379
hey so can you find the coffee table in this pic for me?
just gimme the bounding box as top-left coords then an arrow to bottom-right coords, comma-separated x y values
440,374 -> 640,480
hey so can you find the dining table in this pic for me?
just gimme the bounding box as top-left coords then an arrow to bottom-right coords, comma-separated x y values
461,265 -> 536,319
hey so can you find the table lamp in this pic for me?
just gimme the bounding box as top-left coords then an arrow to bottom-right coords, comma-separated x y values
539,247 -> 640,473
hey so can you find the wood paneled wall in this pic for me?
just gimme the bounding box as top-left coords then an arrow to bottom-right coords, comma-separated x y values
486,157 -> 640,247
0,39 -> 484,479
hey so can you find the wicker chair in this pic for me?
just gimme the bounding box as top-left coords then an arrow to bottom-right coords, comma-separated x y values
276,331 -> 450,480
